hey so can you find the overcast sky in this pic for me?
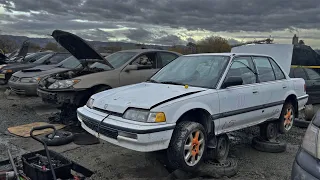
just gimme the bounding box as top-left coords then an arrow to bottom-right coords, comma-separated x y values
0,0 -> 319,48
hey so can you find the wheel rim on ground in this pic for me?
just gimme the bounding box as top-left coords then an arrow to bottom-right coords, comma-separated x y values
217,137 -> 228,160
284,107 -> 294,131
184,130 -> 205,166
267,123 -> 277,140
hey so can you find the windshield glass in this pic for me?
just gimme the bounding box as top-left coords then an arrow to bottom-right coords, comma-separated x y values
106,52 -> 138,68
58,56 -> 81,69
151,55 -> 230,88
33,54 -> 53,64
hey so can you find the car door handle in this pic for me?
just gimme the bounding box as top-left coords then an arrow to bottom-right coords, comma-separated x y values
252,91 -> 258,94
283,86 -> 287,89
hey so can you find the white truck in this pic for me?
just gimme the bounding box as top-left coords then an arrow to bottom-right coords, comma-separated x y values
77,52 -> 308,171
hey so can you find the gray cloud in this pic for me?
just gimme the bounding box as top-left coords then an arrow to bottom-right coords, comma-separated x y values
0,0 -> 320,45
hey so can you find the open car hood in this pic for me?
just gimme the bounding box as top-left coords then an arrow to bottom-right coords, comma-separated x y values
51,30 -> 114,69
11,40 -> 30,61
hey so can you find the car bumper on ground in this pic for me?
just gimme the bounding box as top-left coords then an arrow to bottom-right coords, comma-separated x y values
37,88 -> 87,105
77,106 -> 175,152
8,81 -> 38,95
291,148 -> 320,180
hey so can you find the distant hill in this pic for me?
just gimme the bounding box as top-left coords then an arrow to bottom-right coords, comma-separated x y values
0,34 -> 170,52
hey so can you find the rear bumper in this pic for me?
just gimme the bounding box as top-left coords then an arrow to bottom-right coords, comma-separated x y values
291,148 -> 320,180
297,95 -> 309,111
8,81 -> 38,95
37,88 -> 88,106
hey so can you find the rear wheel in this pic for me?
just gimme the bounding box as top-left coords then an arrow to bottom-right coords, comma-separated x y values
260,122 -> 278,141
206,134 -> 230,162
167,121 -> 207,171
278,102 -> 295,134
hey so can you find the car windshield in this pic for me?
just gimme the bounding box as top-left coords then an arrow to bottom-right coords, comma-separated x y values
105,51 -> 138,68
33,54 -> 53,64
150,55 -> 230,88
58,56 -> 81,69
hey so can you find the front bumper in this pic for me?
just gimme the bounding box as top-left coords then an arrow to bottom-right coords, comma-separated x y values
37,88 -> 88,106
77,106 -> 175,152
291,148 -> 320,180
8,81 -> 38,95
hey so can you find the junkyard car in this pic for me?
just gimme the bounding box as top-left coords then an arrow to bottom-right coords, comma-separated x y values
37,30 -> 181,107
289,67 -> 320,104
291,110 -> 320,180
0,52 -> 70,84
9,56 -> 80,95
77,53 -> 308,171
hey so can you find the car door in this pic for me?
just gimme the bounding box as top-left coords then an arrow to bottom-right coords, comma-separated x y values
217,56 -> 262,134
119,52 -> 158,86
253,56 -> 284,120
304,68 -> 320,104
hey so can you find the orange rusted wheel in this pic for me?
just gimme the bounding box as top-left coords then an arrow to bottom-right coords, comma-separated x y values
279,102 -> 295,134
184,130 -> 205,166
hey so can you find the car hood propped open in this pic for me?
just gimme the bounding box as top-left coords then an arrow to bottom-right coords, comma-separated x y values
51,30 -> 114,69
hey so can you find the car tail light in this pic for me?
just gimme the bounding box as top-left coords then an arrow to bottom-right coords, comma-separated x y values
301,124 -> 320,158
304,84 -> 306,92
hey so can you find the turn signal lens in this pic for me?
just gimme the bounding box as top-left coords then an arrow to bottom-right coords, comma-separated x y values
155,112 -> 166,122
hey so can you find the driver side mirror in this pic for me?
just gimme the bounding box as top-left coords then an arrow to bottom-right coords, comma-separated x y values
222,76 -> 243,88
124,64 -> 138,72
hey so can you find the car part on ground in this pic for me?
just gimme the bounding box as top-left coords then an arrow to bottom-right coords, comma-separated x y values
198,159 -> 238,178
260,122 -> 279,141
252,136 -> 287,153
206,134 -> 230,162
42,130 -> 74,146
304,104 -> 315,121
293,118 -> 310,128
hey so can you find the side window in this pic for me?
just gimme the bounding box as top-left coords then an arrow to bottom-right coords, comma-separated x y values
291,68 -> 308,79
269,59 -> 285,80
132,52 -> 157,69
224,57 -> 256,85
305,68 -> 320,80
48,54 -> 70,64
253,57 -> 276,82
158,52 -> 178,67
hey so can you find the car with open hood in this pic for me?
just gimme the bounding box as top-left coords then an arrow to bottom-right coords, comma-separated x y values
77,53 -> 308,171
37,30 -> 181,109
0,52 -> 71,84
8,56 -> 81,95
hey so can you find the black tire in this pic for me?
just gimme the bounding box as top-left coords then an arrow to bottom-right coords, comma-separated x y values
42,130 -> 74,146
278,102 -> 295,134
252,136 -> 287,153
260,122 -> 278,141
198,159 -> 238,178
293,118 -> 310,128
206,134 -> 230,162
167,121 -> 207,172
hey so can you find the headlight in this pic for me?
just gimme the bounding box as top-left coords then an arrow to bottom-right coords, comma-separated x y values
0,65 -> 7,69
19,77 -> 41,83
48,79 -> 80,89
86,98 -> 94,109
2,69 -> 12,73
123,108 -> 166,123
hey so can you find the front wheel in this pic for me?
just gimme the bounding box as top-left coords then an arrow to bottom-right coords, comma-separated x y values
278,102 -> 295,134
167,121 -> 207,172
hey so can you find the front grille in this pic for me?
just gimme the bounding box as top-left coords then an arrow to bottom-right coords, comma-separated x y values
93,107 -> 123,117
79,112 -> 118,139
10,76 -> 19,82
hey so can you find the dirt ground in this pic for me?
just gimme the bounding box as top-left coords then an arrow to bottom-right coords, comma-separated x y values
0,85 -> 310,180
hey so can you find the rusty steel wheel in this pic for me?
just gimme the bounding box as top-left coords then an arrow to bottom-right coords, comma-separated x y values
284,107 -> 294,131
184,130 -> 205,166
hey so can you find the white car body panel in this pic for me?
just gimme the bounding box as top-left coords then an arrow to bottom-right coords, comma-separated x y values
78,53 -> 308,152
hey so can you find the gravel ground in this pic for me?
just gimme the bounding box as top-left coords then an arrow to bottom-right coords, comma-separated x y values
0,85 -> 310,180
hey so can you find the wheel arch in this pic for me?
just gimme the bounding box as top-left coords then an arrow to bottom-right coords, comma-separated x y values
284,94 -> 298,117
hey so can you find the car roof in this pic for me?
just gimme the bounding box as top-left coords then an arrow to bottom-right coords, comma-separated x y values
184,53 -> 272,58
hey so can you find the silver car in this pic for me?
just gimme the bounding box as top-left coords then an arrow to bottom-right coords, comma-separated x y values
9,56 -> 80,95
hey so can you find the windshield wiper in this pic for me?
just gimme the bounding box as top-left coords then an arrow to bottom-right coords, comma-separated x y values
160,81 -> 185,86
147,79 -> 159,83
